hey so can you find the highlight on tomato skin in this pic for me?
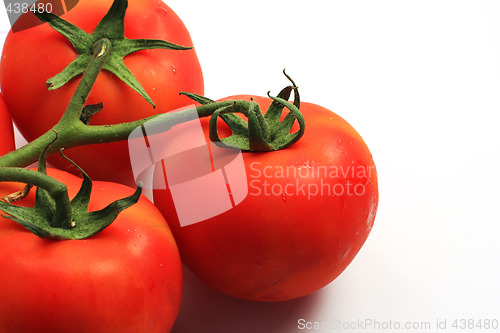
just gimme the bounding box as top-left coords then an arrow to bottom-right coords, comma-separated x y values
152,94 -> 378,302
0,168 -> 183,333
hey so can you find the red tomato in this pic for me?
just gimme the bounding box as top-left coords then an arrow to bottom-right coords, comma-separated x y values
0,93 -> 15,156
0,168 -> 183,332
153,95 -> 378,302
0,0 -> 204,186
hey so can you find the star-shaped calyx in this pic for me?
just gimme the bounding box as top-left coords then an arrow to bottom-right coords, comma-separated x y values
0,137 -> 142,240
34,0 -> 192,107
181,71 -> 305,152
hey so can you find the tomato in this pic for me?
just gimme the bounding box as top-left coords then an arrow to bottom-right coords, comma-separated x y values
152,95 -> 378,302
0,93 -> 15,156
0,0 -> 204,186
0,168 -> 183,332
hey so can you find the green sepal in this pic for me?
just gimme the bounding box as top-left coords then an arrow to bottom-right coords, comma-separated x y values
34,0 -> 193,107
0,145 -> 142,240
60,150 -> 142,239
180,92 -> 215,105
247,100 -> 274,151
265,94 -> 305,149
208,105 -> 250,150
0,208 -> 58,239
181,71 -> 305,152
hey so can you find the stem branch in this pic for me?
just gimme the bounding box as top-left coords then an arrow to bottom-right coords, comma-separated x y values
0,167 -> 71,228
0,38 -> 111,168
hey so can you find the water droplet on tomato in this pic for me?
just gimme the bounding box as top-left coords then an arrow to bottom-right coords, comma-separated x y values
156,7 -> 168,16
171,64 -> 177,74
281,194 -> 287,202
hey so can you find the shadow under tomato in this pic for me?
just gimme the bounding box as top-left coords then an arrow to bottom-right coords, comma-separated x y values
171,264 -> 325,333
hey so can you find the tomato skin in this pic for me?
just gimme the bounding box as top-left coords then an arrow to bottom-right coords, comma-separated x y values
153,95 -> 378,302
0,93 -> 15,156
0,168 -> 183,332
0,0 -> 204,186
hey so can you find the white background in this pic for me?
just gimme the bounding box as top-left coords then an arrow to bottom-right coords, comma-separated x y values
2,1 -> 500,332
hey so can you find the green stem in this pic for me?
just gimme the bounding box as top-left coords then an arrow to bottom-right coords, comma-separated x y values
0,167 -> 71,228
0,98 -> 251,168
0,93 -> 302,169
59,39 -> 112,124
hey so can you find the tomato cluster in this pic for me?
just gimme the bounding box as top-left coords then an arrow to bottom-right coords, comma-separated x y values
0,0 -> 378,331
